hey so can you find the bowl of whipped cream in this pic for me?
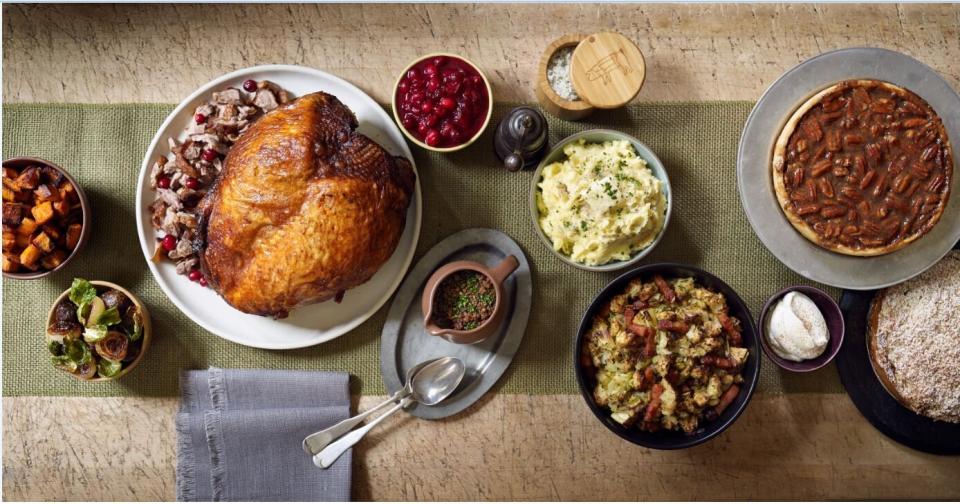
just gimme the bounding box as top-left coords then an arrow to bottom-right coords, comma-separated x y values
758,286 -> 845,372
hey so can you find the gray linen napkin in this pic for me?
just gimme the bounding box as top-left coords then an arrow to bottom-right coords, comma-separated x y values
177,368 -> 351,501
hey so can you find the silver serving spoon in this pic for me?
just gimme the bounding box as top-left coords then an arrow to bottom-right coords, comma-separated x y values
313,356 -> 465,469
302,358 -> 440,456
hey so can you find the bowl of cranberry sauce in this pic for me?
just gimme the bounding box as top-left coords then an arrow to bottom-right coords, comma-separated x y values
392,53 -> 493,152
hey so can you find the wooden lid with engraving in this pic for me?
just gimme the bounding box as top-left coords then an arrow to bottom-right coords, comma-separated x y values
571,32 -> 646,109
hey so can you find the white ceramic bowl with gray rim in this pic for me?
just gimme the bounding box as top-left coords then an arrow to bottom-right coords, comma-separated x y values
528,129 -> 672,272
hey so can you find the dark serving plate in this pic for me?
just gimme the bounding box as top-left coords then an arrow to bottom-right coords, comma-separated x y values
574,263 -> 761,450
836,241 -> 960,455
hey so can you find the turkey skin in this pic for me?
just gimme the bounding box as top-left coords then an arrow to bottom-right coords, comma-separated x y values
197,92 -> 416,318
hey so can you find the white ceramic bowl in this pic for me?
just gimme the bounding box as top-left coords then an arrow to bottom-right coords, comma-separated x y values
529,129 -> 672,272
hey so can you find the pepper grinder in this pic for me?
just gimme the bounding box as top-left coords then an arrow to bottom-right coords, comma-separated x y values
494,106 -> 549,171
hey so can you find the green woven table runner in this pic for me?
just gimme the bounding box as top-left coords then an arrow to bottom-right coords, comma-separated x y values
2,102 -> 843,397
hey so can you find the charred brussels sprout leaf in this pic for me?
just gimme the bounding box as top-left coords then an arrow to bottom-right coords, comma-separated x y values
69,278 -> 97,307
51,354 -> 78,372
47,339 -> 64,356
83,325 -> 109,343
129,310 -> 144,342
96,306 -> 121,327
97,359 -> 123,378
63,338 -> 93,365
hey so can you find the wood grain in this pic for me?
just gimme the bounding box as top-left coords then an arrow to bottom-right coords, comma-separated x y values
4,3 -> 960,501
3,4 -> 958,104
4,395 -> 960,501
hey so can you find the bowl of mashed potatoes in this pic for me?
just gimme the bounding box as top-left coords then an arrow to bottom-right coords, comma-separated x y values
530,130 -> 671,271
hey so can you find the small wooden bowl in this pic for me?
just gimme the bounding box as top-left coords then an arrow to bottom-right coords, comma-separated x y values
536,34 -> 595,121
2,156 -> 91,280
392,52 -> 494,153
46,281 -> 153,382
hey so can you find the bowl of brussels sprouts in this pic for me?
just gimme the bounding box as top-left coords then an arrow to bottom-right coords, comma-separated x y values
46,278 -> 152,381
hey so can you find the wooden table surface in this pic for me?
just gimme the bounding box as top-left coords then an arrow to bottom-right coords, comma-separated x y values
4,3 -> 960,501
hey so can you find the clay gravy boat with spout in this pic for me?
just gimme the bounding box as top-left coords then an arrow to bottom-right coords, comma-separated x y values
421,255 -> 519,344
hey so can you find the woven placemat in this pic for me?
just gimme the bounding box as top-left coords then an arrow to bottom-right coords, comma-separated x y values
2,102 -> 843,396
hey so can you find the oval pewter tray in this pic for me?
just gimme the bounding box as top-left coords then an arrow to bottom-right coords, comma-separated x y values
379,228 -> 532,420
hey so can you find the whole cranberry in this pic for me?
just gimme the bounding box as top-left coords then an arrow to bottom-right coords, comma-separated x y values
401,113 -> 417,130
409,92 -> 424,106
194,113 -> 207,124
406,68 -> 420,81
426,78 -> 440,93
424,130 -> 441,147
188,269 -> 203,282
423,63 -> 438,77
424,114 -> 439,127
156,176 -> 171,189
470,75 -> 483,87
442,69 -> 459,83
448,128 -> 463,144
420,102 -> 433,114
455,114 -> 472,131
202,149 -> 218,162
431,56 -> 447,67
397,80 -> 409,93
161,235 -> 177,252
242,79 -> 257,92
443,81 -> 461,95
439,97 -> 456,111
199,277 -> 208,287
185,177 -> 200,190
417,122 -> 430,136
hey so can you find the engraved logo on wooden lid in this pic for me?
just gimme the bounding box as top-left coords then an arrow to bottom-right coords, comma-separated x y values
571,32 -> 646,109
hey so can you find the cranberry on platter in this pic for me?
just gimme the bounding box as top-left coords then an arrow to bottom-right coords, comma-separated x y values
394,54 -> 491,151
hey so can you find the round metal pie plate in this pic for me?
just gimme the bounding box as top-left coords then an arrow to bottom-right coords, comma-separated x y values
738,47 -> 960,290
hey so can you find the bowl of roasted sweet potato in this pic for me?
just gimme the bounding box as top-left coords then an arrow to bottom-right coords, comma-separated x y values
2,157 -> 89,279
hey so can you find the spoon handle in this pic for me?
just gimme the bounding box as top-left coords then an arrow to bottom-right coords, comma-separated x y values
314,399 -> 409,469
301,390 -> 404,455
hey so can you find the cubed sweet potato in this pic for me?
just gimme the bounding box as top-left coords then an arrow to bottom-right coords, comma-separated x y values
52,200 -> 70,218
14,167 -> 40,190
2,186 -> 15,202
19,244 -> 42,269
2,230 -> 16,250
2,252 -> 20,273
40,166 -> 64,187
41,224 -> 61,241
66,223 -> 83,250
14,233 -> 31,249
17,217 -> 37,236
41,249 -> 67,270
31,231 -> 55,253
34,184 -> 61,202
31,201 -> 55,225
2,203 -> 23,226
2,167 -> 18,180
60,183 -> 77,203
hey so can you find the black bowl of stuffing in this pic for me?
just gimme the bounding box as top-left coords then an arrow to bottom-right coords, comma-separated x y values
574,263 -> 760,449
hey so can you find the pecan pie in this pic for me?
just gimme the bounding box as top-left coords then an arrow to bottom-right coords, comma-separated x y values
773,80 -> 953,256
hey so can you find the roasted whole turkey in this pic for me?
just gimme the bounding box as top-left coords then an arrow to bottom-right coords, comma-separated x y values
196,91 -> 416,318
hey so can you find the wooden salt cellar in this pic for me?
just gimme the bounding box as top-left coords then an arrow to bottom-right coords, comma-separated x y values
571,32 -> 646,109
536,34 -> 594,121
536,32 -> 646,120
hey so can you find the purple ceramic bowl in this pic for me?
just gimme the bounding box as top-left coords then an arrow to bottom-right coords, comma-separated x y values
758,286 -> 844,372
